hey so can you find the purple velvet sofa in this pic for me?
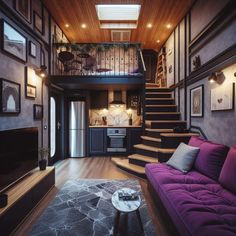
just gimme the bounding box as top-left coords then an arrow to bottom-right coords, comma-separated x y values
145,137 -> 236,236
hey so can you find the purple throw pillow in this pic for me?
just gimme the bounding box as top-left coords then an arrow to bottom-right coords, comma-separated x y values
188,136 -> 205,147
219,147 -> 236,194
194,140 -> 229,180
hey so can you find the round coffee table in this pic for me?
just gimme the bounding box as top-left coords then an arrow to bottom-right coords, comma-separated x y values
112,188 -> 144,235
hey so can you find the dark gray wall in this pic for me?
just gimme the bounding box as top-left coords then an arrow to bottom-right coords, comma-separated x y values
0,0 -> 67,155
162,0 -> 236,146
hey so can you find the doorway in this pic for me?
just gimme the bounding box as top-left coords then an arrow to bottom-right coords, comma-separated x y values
49,89 -> 64,165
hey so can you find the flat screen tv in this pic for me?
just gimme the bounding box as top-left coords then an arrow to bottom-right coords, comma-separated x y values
0,127 -> 38,193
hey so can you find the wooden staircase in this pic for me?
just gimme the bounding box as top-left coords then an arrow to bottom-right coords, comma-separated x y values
112,83 -> 199,178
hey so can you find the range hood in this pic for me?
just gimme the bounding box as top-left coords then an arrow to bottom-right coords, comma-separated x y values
110,90 -> 125,107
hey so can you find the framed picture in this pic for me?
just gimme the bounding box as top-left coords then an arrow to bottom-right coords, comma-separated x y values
33,104 -> 43,120
190,85 -> 204,117
33,11 -> 43,34
25,66 -> 36,86
26,84 -> 36,99
15,0 -> 31,23
211,83 -> 235,111
0,78 -> 21,114
2,20 -> 27,62
29,41 -> 36,58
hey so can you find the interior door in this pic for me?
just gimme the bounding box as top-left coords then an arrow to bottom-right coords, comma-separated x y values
49,90 -> 64,164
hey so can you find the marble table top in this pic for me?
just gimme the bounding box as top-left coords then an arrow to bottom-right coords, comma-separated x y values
111,188 -> 141,213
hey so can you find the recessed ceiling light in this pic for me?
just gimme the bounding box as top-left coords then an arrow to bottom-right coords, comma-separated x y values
96,4 -> 141,21
147,23 -> 152,28
81,24 -> 87,28
156,39 -> 160,43
166,24 -> 172,29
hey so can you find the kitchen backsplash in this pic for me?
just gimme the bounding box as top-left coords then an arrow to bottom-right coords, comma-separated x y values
89,91 -> 141,126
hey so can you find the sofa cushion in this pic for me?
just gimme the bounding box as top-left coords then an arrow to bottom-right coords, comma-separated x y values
167,142 -> 200,173
219,147 -> 236,194
188,136 -> 205,147
146,163 -> 236,236
194,140 -> 229,180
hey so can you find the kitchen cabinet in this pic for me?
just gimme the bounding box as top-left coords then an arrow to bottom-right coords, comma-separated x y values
143,49 -> 158,83
89,128 -> 106,155
127,127 -> 143,154
90,90 -> 108,109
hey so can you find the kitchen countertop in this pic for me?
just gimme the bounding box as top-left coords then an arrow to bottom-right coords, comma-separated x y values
89,125 -> 142,128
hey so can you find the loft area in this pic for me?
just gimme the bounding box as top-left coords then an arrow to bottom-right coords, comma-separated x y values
0,0 -> 236,235
53,43 -> 143,76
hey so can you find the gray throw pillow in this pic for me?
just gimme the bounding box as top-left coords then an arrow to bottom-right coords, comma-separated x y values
167,142 -> 200,173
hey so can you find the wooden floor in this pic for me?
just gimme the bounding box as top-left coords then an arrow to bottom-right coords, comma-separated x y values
14,157 -> 170,236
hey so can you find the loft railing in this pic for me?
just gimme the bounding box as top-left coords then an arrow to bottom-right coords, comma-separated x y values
52,43 -> 144,77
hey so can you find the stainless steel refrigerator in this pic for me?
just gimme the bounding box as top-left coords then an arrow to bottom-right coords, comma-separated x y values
69,101 -> 86,157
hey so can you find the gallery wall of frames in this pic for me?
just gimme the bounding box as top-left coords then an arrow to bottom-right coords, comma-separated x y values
0,0 -> 68,148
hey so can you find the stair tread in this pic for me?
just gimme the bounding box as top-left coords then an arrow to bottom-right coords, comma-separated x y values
134,144 -> 175,153
160,132 -> 199,137
145,128 -> 173,132
146,87 -> 168,89
146,112 -> 180,114
111,158 -> 145,174
146,92 -> 172,94
141,136 -> 161,142
145,98 -> 174,100
145,104 -> 177,107
146,120 -> 186,123
128,154 -> 158,163
146,83 -> 159,86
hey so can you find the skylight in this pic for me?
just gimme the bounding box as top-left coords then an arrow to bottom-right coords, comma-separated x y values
96,4 -> 141,21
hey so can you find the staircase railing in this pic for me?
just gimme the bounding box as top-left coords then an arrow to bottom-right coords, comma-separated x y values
190,125 -> 208,139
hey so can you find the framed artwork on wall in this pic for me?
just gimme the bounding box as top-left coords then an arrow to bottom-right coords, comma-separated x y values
33,104 -> 43,120
33,11 -> 43,34
26,84 -> 36,99
0,78 -> 21,114
29,41 -> 36,58
190,85 -> 204,117
25,66 -> 36,86
15,0 -> 31,23
2,20 -> 27,62
211,83 -> 235,111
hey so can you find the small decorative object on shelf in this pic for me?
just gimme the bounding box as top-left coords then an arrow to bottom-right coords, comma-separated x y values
38,147 -> 49,170
102,116 -> 107,125
128,118 -> 132,126
127,110 -> 132,125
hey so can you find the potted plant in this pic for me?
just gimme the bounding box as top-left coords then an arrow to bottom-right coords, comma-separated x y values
38,147 -> 49,170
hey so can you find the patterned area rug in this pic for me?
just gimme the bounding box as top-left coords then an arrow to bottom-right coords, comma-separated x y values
29,179 -> 156,236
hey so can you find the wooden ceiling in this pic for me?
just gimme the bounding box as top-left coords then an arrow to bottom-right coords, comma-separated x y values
43,0 -> 194,50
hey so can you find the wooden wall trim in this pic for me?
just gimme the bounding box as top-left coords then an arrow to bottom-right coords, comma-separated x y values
189,0 -> 236,48
187,43 -> 236,86
189,7 -> 236,56
171,42 -> 236,90
184,16 -> 188,120
177,24 -> 180,111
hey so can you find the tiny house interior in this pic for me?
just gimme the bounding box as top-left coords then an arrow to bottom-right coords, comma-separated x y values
0,0 -> 236,235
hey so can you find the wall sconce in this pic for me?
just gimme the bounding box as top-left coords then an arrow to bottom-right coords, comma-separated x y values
208,71 -> 224,84
35,65 -> 47,78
